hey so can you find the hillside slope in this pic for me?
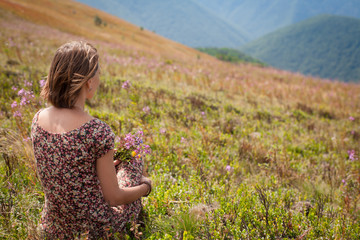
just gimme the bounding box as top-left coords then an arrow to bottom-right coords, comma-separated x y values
75,0 -> 250,47
241,15 -> 360,82
1,0 -> 360,239
0,0 -> 216,62
196,0 -> 360,39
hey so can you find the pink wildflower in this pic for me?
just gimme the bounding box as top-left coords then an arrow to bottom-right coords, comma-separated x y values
342,179 -> 346,185
39,79 -> 46,87
349,116 -> 355,121
13,111 -> 21,117
18,89 -> 25,96
122,80 -> 131,89
226,165 -> 233,172
160,128 -> 166,134
11,101 -> 17,108
348,150 -> 357,161
24,80 -> 32,87
20,97 -> 28,106
143,106 -> 150,114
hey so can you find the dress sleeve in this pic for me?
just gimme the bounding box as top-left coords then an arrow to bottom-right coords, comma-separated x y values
91,120 -> 115,160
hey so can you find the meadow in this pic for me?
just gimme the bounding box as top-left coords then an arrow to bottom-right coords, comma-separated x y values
0,2 -> 360,239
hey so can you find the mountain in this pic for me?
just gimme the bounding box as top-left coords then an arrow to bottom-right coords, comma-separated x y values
196,0 -> 360,39
75,0 -> 249,47
240,15 -> 360,82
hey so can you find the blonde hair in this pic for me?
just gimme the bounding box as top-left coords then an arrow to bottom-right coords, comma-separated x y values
41,41 -> 99,108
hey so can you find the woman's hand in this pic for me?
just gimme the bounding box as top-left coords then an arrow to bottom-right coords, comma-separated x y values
140,176 -> 152,197
113,148 -> 121,166
113,159 -> 121,166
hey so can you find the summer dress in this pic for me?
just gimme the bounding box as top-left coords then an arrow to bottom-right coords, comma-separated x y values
31,109 -> 143,239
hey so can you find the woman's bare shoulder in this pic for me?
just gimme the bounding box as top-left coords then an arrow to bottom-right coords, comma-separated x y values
38,107 -> 94,134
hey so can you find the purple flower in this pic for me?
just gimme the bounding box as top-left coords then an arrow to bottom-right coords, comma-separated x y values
160,128 -> 166,134
24,80 -> 32,87
226,165 -> 232,172
23,137 -> 31,142
39,79 -> 46,87
11,101 -> 17,108
342,179 -> 346,185
122,80 -> 131,89
13,111 -> 21,117
18,89 -> 25,96
349,116 -> 355,121
20,97 -> 28,106
143,106 -> 150,114
348,150 -> 357,161
114,130 -> 151,162
181,137 -> 187,144
11,86 -> 18,91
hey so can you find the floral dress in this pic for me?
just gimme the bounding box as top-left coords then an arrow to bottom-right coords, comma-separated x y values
31,110 -> 143,239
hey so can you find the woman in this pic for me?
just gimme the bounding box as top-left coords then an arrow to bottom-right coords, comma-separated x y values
31,41 -> 151,239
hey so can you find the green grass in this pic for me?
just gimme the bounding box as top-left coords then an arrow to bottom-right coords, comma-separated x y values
1,5 -> 360,240
196,47 -> 266,66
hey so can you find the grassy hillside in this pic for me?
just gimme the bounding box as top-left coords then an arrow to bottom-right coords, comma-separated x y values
196,0 -> 360,39
1,0 -> 360,239
76,0 -> 250,48
241,15 -> 360,82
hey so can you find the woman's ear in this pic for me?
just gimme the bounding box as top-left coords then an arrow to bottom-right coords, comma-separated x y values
86,79 -> 93,92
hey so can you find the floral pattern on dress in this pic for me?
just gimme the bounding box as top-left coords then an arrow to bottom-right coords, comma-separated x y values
31,109 -> 143,239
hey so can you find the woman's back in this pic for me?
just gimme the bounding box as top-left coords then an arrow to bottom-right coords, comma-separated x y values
31,109 -> 116,238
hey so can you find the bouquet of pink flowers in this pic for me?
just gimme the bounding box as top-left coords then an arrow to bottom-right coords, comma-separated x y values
114,130 -> 151,162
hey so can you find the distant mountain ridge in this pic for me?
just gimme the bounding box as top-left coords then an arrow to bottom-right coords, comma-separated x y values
75,0 -> 249,47
240,14 -> 360,82
77,0 -> 360,45
196,0 -> 360,39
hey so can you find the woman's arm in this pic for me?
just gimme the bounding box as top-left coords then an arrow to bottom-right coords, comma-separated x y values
96,149 -> 150,207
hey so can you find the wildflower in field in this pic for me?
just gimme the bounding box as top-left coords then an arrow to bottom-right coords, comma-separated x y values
348,150 -> 357,161
39,79 -> 46,87
349,116 -> 355,121
23,136 -> 31,142
342,179 -> 347,185
226,165 -> 233,172
24,80 -> 32,87
13,111 -> 21,117
11,86 -> 18,91
122,80 -> 131,89
142,106 -> 150,115
159,128 -> 166,134
181,137 -> 187,144
114,130 -> 151,162
11,101 -> 17,108
18,88 -> 26,96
